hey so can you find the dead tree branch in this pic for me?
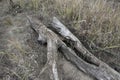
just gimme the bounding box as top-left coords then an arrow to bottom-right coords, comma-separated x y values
27,16 -> 120,80
51,17 -> 120,80
27,16 -> 60,80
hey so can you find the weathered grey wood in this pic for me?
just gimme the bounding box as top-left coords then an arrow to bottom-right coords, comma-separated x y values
51,17 -> 120,80
52,17 -> 100,66
27,16 -> 47,43
27,16 -> 60,80
46,32 -> 60,80
27,16 -> 120,80
59,44 -> 120,80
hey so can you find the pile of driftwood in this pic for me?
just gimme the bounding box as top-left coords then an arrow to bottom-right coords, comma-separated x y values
27,16 -> 120,80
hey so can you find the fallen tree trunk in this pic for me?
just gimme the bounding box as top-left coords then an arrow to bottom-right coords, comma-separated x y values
52,17 -> 100,66
27,16 -> 60,80
51,17 -> 120,80
59,44 -> 120,80
27,16 -> 120,80
46,33 -> 60,80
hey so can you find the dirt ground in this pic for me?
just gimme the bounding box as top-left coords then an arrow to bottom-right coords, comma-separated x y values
0,0 -> 120,80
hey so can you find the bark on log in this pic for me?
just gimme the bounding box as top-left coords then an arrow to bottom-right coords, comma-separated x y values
51,17 -> 120,80
46,33 -> 60,80
52,17 -> 100,66
27,16 -> 60,80
27,16 -> 120,80
59,44 -> 120,80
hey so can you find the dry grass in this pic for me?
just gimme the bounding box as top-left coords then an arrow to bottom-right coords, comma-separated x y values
16,0 -> 120,49
17,0 -> 40,10
1,0 -> 119,79
53,0 -> 120,49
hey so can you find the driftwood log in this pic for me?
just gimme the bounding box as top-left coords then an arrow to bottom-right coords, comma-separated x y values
27,16 -> 120,80
27,16 -> 60,80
